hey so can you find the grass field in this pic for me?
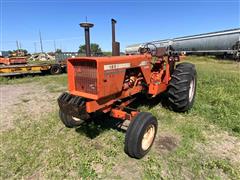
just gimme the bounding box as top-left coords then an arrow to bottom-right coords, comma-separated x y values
0,56 -> 240,179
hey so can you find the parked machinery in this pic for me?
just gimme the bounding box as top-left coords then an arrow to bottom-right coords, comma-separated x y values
58,19 -> 197,158
0,50 -> 68,76
126,28 -> 240,60
0,51 -> 27,65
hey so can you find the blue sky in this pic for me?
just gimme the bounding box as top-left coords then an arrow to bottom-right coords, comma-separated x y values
1,0 -> 239,53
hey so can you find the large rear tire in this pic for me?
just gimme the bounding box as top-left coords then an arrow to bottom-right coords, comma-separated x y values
167,62 -> 197,112
124,112 -> 158,159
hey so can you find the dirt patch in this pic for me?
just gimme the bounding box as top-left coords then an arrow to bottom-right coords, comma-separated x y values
0,83 -> 63,132
26,169 -> 44,180
93,142 -> 104,150
91,163 -> 104,174
155,133 -> 180,154
110,158 -> 142,180
196,126 -> 240,165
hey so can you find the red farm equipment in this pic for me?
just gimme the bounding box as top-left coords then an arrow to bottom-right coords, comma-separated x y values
0,57 -> 27,65
58,19 -> 197,158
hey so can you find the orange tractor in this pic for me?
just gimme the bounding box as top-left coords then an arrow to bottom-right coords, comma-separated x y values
58,19 -> 197,159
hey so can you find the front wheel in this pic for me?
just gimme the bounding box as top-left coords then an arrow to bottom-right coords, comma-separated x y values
167,62 -> 197,112
124,112 -> 158,159
59,109 -> 84,128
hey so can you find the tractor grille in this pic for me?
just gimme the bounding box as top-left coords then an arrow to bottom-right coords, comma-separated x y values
74,61 -> 97,94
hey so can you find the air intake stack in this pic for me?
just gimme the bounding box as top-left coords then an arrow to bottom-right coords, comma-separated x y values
80,22 -> 94,57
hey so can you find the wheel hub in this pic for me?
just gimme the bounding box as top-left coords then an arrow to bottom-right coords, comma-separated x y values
141,124 -> 155,151
189,79 -> 195,102
72,116 -> 82,122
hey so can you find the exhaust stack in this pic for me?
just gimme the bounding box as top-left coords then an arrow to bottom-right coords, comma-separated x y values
80,22 -> 94,57
112,19 -> 120,56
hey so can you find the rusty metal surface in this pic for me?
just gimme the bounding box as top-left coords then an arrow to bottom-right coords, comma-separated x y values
74,61 -> 97,94
112,42 -> 120,56
0,57 -> 27,65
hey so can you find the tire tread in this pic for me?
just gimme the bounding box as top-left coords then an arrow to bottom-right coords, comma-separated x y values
167,63 -> 197,112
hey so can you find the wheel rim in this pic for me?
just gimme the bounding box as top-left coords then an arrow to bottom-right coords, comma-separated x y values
72,116 -> 82,122
189,78 -> 195,102
53,67 -> 59,73
141,124 -> 156,151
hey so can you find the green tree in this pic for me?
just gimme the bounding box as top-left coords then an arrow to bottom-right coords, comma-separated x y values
12,49 -> 28,56
78,43 -> 102,55
102,51 -> 112,56
55,49 -> 62,53
7,50 -> 13,55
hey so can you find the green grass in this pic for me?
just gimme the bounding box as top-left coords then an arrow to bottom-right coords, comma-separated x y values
0,74 -> 67,86
185,56 -> 240,135
27,60 -> 57,65
1,56 -> 240,179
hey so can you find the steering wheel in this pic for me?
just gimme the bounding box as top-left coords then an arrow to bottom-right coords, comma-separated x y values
139,43 -> 158,56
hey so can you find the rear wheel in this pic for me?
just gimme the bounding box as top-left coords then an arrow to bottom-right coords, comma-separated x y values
124,112 -> 158,159
59,109 -> 84,128
50,64 -> 62,75
167,62 -> 197,112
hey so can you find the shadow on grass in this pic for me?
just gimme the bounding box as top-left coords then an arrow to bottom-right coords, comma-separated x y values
74,93 -> 169,139
130,93 -> 169,110
1,72 -> 43,79
75,114 -> 125,139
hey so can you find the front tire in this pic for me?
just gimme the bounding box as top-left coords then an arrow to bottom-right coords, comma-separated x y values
124,112 -> 158,159
167,62 -> 197,112
59,109 -> 84,128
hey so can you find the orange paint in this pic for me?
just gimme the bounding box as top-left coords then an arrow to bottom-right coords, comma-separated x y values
67,54 -> 178,118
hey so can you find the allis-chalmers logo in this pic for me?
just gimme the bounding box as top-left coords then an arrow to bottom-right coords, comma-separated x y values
104,61 -> 148,71
104,63 -> 131,71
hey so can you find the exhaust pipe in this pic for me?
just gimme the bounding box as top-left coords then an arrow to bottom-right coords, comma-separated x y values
80,22 -> 94,57
111,19 -> 120,56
